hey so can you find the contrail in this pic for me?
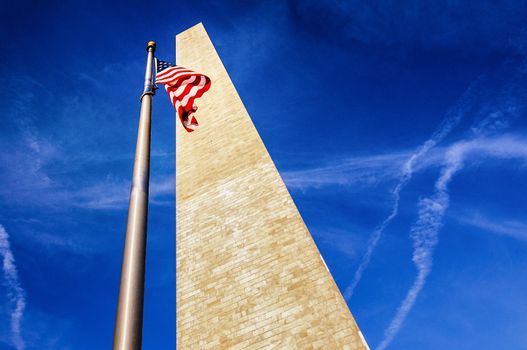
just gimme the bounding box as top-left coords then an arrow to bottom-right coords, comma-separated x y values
0,225 -> 26,350
343,79 -> 481,300
377,82 -> 526,349
376,152 -> 462,350
376,136 -> 527,350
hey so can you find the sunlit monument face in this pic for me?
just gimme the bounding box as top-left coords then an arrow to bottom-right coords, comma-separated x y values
175,23 -> 368,349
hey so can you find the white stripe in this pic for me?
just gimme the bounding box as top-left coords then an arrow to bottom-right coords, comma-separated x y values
180,76 -> 206,107
172,76 -> 197,97
157,65 -> 185,76
156,68 -> 194,83
183,120 -> 197,130
157,70 -> 206,87
174,99 -> 182,113
173,99 -> 198,130
157,73 -> 196,86
156,66 -> 184,80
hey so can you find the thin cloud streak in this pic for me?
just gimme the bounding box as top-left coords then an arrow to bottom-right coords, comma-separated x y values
0,225 -> 26,350
456,213 -> 527,242
343,78 -> 481,300
282,152 -> 409,190
71,174 -> 175,210
377,134 -> 527,349
0,73 -> 176,211
0,121 -> 175,210
283,134 -> 527,306
377,150 -> 461,350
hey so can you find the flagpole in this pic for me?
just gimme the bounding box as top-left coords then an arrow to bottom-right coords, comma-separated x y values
113,40 -> 156,350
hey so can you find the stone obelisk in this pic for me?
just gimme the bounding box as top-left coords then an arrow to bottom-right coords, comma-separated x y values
176,23 -> 369,349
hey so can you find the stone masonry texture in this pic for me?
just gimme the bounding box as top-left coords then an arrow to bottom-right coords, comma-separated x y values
176,23 -> 369,349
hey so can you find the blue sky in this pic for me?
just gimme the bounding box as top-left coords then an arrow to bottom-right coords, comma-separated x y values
1,1 -> 527,349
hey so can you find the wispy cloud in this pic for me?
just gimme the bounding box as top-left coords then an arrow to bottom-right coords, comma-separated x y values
0,73 -> 175,212
343,76 -> 482,300
456,213 -> 527,242
377,133 -> 527,348
282,152 -> 409,190
0,152 -> 175,210
0,81 -> 174,209
291,61 -> 527,308
283,134 -> 527,305
0,225 -> 26,350
65,173 -> 175,210
377,149 -> 461,350
312,228 -> 365,261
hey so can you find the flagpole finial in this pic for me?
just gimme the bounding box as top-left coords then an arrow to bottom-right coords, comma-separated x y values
147,41 -> 156,52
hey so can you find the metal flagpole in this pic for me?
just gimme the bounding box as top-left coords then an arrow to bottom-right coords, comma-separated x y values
113,40 -> 156,350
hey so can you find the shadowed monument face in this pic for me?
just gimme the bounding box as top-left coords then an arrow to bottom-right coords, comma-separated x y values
175,23 -> 369,349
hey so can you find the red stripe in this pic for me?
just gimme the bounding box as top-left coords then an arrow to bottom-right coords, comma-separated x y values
156,66 -> 186,81
171,78 -> 211,109
156,70 -> 192,84
180,77 -> 211,109
157,64 -> 211,132
175,76 -> 211,104
156,65 -> 187,78
156,69 -> 195,84
166,76 -> 196,91
172,78 -> 199,109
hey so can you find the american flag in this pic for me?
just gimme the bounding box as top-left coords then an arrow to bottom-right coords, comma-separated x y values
155,59 -> 211,132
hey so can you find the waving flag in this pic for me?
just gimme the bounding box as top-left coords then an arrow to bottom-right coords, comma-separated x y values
155,59 -> 211,132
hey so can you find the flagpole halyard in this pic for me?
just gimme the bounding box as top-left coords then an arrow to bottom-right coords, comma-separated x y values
113,40 -> 156,350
